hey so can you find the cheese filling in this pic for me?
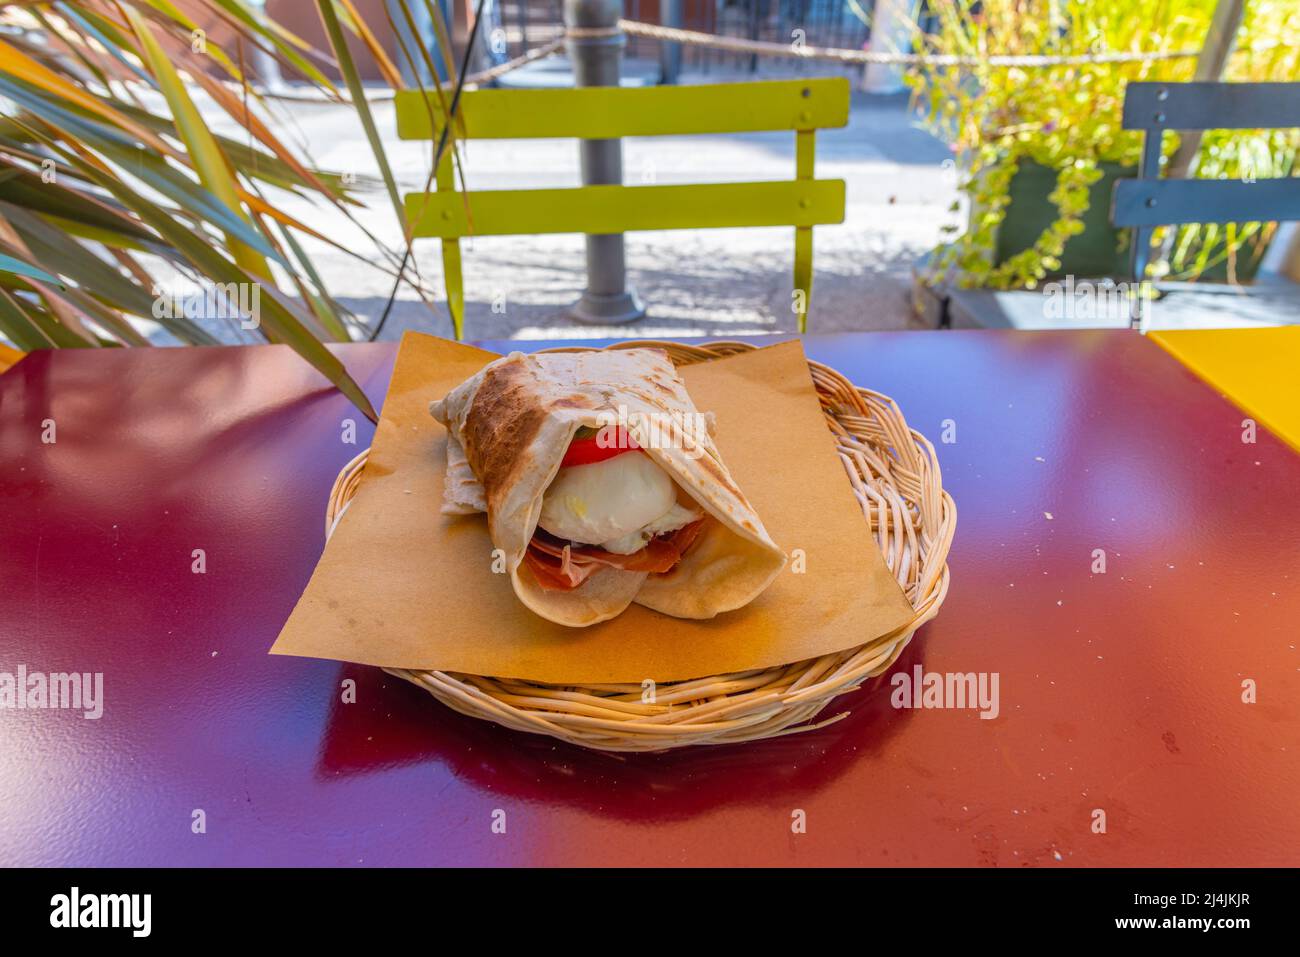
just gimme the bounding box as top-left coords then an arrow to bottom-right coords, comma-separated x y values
597,501 -> 703,554
538,452 -> 702,553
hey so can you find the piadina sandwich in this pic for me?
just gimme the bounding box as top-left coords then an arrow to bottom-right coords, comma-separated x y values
430,349 -> 786,627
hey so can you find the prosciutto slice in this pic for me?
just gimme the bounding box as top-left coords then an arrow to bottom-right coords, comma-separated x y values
523,520 -> 706,591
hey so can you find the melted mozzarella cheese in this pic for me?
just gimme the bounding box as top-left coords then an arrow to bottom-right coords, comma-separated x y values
598,501 -> 703,555
538,452 -> 676,546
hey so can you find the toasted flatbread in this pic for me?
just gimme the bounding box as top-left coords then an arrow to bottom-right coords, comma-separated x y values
430,349 -> 786,626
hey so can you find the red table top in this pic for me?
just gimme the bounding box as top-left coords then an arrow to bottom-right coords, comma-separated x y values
1,330 -> 1296,867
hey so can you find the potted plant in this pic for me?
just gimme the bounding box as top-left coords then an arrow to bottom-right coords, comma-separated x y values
904,0 -> 1300,291
0,1 -> 468,418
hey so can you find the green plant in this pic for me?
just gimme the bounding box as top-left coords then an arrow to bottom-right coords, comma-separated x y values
904,0 -> 1300,289
0,1 -> 463,419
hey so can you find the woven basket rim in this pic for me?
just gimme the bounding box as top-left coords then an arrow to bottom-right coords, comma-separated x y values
326,339 -> 956,752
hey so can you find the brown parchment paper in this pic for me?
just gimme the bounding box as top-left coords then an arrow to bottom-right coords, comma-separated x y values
270,332 -> 915,683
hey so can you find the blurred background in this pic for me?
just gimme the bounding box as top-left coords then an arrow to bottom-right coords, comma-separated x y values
1,1 -> 1297,397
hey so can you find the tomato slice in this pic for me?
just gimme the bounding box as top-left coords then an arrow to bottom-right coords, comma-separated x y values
560,426 -> 640,468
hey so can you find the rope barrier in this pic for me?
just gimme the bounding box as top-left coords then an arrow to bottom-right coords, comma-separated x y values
254,36 -> 565,102
256,17 -> 1207,104
466,36 -> 566,85
585,20 -> 1202,67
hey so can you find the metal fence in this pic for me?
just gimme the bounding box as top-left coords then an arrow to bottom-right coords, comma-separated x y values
629,0 -> 876,75
485,0 -> 883,77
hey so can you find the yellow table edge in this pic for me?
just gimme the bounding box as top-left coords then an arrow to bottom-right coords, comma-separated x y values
1151,327 -> 1300,455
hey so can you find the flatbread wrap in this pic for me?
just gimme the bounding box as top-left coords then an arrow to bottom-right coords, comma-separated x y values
429,349 -> 787,627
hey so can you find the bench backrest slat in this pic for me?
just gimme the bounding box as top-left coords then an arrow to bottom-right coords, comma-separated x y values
1113,177 -> 1300,228
1123,81 -> 1300,132
395,78 -> 849,140
404,180 -> 845,239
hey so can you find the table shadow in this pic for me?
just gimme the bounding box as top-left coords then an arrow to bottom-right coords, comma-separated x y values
312,639 -> 924,821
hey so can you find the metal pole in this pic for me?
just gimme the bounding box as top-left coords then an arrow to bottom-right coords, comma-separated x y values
748,0 -> 760,74
247,0 -> 286,92
659,0 -> 682,85
565,0 -> 646,324
861,0 -> 911,94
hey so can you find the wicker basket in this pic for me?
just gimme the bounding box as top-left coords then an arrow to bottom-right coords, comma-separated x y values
326,340 -> 955,752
